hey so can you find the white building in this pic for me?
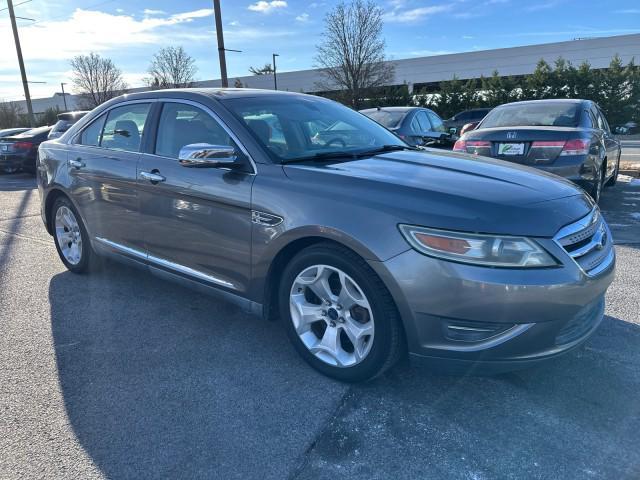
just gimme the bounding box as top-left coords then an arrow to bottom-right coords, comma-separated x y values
6,33 -> 640,114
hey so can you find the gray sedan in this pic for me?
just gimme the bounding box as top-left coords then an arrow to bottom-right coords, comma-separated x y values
37,89 -> 615,382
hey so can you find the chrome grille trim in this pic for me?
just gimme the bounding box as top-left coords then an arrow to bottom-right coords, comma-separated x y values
553,208 -> 614,277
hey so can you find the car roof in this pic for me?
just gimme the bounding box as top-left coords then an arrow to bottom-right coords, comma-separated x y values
57,111 -> 89,120
497,99 -> 588,108
112,87 -> 314,103
360,107 -> 424,113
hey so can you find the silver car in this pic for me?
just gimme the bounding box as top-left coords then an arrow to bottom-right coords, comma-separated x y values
37,89 -> 615,382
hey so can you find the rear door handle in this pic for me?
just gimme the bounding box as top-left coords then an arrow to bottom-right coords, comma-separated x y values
139,170 -> 166,183
69,158 -> 85,169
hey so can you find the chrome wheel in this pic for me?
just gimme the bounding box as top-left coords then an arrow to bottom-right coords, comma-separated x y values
289,264 -> 375,368
54,206 -> 83,265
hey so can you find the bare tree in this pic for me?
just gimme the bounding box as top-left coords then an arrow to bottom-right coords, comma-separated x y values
249,63 -> 274,75
0,100 -> 24,128
315,0 -> 394,108
146,46 -> 197,89
70,53 -> 128,108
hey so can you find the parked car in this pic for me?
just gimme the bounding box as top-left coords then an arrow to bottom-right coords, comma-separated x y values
360,106 -> 453,148
0,125 -> 51,174
453,99 -> 621,203
48,111 -> 89,140
613,121 -> 638,135
444,108 -> 491,135
38,89 -> 615,382
0,127 -> 30,139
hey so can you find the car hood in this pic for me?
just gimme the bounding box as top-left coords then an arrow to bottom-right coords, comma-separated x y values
283,149 -> 594,237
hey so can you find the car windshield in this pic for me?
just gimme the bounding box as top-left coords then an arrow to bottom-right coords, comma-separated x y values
480,103 -> 580,128
221,95 -> 406,162
362,110 -> 406,128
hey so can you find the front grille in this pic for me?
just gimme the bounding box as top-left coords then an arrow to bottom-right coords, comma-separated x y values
554,209 -> 614,277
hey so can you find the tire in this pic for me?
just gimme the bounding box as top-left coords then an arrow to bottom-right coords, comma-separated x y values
605,155 -> 620,187
279,243 -> 404,382
589,166 -> 604,204
51,196 -> 97,274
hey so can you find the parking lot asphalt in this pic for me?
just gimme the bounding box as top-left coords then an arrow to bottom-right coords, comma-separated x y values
1,171 -> 639,480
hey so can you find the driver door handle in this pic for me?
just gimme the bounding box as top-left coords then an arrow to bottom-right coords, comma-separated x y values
139,170 -> 166,183
69,158 -> 85,169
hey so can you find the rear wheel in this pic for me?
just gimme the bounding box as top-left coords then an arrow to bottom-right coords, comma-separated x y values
605,155 -> 620,187
52,196 -> 96,273
279,243 -> 404,382
590,167 -> 604,203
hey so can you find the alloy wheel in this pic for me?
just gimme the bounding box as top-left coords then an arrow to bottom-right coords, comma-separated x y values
54,205 -> 83,265
289,264 -> 375,368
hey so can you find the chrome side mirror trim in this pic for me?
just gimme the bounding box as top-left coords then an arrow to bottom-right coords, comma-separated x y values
178,143 -> 238,168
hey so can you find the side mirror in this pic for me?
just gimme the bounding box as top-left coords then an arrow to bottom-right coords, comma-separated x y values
178,143 -> 239,168
449,127 -> 457,135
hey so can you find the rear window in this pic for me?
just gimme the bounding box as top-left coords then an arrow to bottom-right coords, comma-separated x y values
362,110 -> 406,129
51,119 -> 74,134
480,103 -> 580,128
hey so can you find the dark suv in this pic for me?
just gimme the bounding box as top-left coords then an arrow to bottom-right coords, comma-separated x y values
38,89 -> 615,381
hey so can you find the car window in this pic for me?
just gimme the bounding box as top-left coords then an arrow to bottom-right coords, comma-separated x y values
78,114 -> 106,147
584,110 -> 595,128
155,103 -> 235,159
100,103 -> 151,152
410,115 -> 422,134
481,103 -> 580,128
426,111 -> 446,133
597,109 -> 610,133
222,95 -> 404,161
457,111 -> 470,122
363,110 -> 406,128
416,111 -> 432,132
471,110 -> 486,120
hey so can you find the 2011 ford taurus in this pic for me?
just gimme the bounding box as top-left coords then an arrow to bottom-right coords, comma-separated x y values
37,89 -> 615,382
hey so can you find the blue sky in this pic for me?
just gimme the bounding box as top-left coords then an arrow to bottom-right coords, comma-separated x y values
0,0 -> 639,100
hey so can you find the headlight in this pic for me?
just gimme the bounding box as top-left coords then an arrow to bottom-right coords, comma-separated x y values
398,225 -> 558,268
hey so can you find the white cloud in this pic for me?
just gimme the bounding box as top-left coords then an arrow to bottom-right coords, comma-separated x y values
248,1 -> 288,14
0,8 -> 216,71
143,9 -> 166,16
462,35 -> 474,39
384,5 -> 451,23
295,13 -> 309,22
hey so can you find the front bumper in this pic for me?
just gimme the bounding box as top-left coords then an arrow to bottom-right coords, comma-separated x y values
369,238 -> 615,372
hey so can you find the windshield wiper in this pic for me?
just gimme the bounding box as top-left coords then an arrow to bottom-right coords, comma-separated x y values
282,144 -> 417,164
355,144 -> 419,156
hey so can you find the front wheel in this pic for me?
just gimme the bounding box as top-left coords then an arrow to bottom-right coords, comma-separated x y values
51,196 -> 96,273
279,243 -> 404,382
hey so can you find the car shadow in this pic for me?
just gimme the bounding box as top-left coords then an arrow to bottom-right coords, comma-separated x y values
300,314 -> 640,478
49,263 -> 347,480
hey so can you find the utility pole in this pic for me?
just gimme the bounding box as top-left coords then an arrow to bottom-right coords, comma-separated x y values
213,0 -> 228,88
60,82 -> 68,111
7,0 -> 35,126
272,53 -> 279,90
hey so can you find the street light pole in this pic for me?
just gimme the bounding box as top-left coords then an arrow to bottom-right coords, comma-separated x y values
213,0 -> 228,88
60,82 -> 68,111
7,0 -> 35,126
272,53 -> 279,91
